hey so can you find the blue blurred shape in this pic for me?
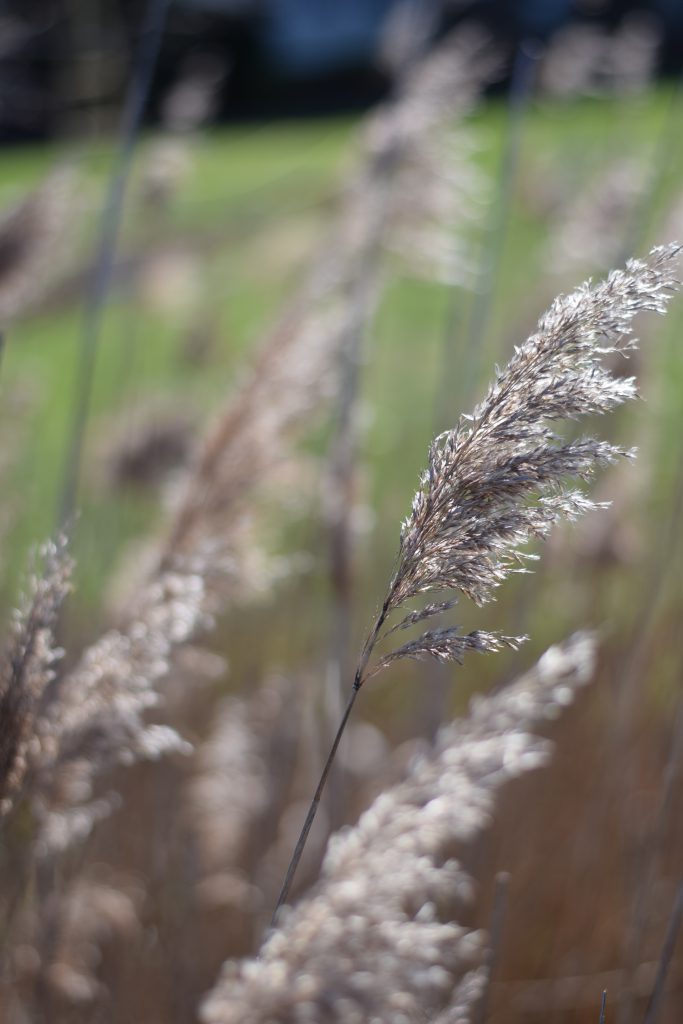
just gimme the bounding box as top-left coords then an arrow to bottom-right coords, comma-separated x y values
262,0 -> 397,74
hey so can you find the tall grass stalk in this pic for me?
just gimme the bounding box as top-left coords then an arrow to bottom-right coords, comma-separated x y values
600,990 -> 608,1024
272,243 -> 681,921
59,0 -> 170,525
619,694 -> 683,1024
320,21 -> 488,800
473,871 -> 509,1024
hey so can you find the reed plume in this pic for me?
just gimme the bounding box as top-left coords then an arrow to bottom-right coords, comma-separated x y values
0,169 -> 75,324
161,306 -> 348,562
201,633 -> 596,1024
549,158 -> 645,274
30,235 -> 349,855
540,15 -> 659,99
163,25 -> 495,567
364,24 -> 496,286
27,289 -> 344,850
383,244 -> 679,632
188,676 -> 300,914
95,397 -> 195,493
31,561 -> 204,854
274,243 -> 681,914
14,867 -> 143,1010
48,26 -> 497,858
0,536 -> 73,819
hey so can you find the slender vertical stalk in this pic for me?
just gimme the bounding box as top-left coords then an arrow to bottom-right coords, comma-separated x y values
322,174 -> 388,816
270,681 -> 360,927
474,871 -> 510,1024
599,990 -> 607,1024
271,599 -> 390,924
58,0 -> 171,526
619,694 -> 683,1024
642,881 -> 683,1024
322,10 -> 434,792
425,47 -> 539,735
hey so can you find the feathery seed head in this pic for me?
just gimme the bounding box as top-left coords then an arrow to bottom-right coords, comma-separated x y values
201,634 -> 596,1024
370,246 -> 681,675
0,535 -> 73,818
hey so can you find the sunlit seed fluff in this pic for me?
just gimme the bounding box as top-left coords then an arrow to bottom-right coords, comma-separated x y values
201,634 -> 596,1024
548,158 -> 645,274
187,676 -> 299,908
0,535 -> 73,818
0,168 -> 76,323
362,24 -> 498,287
539,15 -> 659,99
12,867 -> 143,1009
370,244 -> 680,673
31,559 -> 208,854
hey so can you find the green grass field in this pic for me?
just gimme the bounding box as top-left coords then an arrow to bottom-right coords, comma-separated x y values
2,87 -> 682,657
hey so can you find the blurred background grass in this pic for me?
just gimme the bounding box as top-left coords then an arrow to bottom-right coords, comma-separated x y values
2,85 -> 681,632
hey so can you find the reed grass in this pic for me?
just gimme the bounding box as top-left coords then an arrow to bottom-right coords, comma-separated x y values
1,27 -> 683,1023
273,243 -> 681,918
203,635 -> 596,1024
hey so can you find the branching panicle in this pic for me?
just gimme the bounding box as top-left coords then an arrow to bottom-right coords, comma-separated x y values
376,244 -> 680,669
0,535 -> 73,818
272,244 -> 680,915
203,635 -> 596,1024
32,560 -> 206,853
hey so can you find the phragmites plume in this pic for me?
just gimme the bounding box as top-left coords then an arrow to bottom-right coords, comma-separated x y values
12,867 -> 144,1009
201,633 -> 596,1024
368,244 -> 680,676
94,397 -> 195,493
0,535 -> 73,818
0,167 -> 75,324
30,561 -> 206,854
162,305 -> 348,561
539,14 -> 659,100
361,24 -> 497,286
187,676 -> 300,913
548,158 -> 645,274
15,28 -> 495,855
273,244 -> 681,915
163,25 -> 497,565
